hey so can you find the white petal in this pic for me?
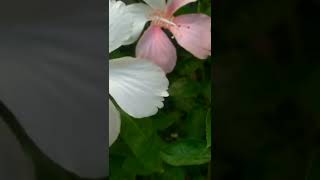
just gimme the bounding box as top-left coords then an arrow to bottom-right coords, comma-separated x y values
143,0 -> 166,10
109,57 -> 169,118
123,3 -> 152,45
109,99 -> 121,146
109,0 -> 132,53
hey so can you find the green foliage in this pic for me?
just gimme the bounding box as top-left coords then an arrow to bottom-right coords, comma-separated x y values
110,1 -> 212,179
160,139 -> 211,166
205,109 -> 211,148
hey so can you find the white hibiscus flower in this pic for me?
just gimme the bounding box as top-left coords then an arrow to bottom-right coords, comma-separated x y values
108,0 -> 169,146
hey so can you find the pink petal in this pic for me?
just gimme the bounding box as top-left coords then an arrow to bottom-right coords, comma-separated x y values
166,0 -> 196,16
136,26 -> 177,73
170,14 -> 211,59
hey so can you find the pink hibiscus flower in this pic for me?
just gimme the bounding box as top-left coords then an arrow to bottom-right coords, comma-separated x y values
124,0 -> 212,73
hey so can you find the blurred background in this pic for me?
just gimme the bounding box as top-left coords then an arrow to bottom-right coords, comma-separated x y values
214,0 -> 320,179
0,0 -> 107,179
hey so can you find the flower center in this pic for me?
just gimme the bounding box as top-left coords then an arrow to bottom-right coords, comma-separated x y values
149,10 -> 176,29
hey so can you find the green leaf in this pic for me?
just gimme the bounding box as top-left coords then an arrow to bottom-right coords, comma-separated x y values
109,155 -> 135,180
122,156 -> 154,176
120,114 -> 149,153
121,114 -> 163,173
169,78 -> 201,112
156,166 -> 185,180
169,78 -> 201,98
109,142 -> 132,157
171,98 -> 196,112
176,58 -> 203,76
203,81 -> 212,104
206,109 -> 212,147
160,139 -> 211,166
153,111 -> 182,130
184,108 -> 207,139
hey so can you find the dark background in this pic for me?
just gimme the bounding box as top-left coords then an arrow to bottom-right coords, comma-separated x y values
214,0 -> 320,179
0,0 -> 107,179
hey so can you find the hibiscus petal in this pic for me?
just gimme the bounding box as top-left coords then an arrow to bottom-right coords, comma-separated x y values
123,3 -> 152,45
136,26 -> 177,73
0,117 -> 35,180
143,0 -> 166,10
109,57 -> 169,118
109,99 -> 121,146
0,2 -> 107,178
166,0 -> 197,16
170,14 -> 211,59
109,0 -> 132,53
